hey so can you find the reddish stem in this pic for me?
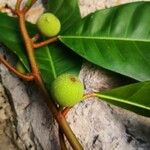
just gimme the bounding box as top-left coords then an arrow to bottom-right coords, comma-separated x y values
23,0 -> 38,13
83,92 -> 97,99
5,5 -> 16,15
15,0 -> 22,12
62,107 -> 72,117
33,37 -> 58,48
0,55 -> 34,81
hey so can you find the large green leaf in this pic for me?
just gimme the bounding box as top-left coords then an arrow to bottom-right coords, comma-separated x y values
60,2 -> 150,81
97,81 -> 150,117
0,13 -> 36,70
0,13 -> 82,89
48,0 -> 81,33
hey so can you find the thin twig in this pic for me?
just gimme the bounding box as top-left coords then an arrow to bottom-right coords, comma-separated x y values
15,0 -> 22,12
33,37 -> 58,48
83,92 -> 97,99
0,55 -> 34,81
5,5 -> 16,15
62,107 -> 72,117
23,0 -> 38,13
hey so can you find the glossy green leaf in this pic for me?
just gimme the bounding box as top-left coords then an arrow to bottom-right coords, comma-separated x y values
60,2 -> 150,81
97,81 -> 150,117
48,0 -> 81,33
0,13 -> 82,89
35,43 -> 82,89
0,13 -> 36,70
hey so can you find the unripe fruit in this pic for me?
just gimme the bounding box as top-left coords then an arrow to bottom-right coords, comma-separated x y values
16,61 -> 26,73
37,13 -> 61,37
51,74 -> 84,107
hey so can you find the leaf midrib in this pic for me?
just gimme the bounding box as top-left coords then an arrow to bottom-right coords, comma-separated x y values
97,93 -> 150,110
45,46 -> 57,79
0,24 -> 19,32
60,36 -> 150,43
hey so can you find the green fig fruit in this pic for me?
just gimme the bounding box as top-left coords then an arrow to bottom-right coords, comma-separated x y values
16,61 -> 26,73
37,13 -> 61,37
51,74 -> 84,107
